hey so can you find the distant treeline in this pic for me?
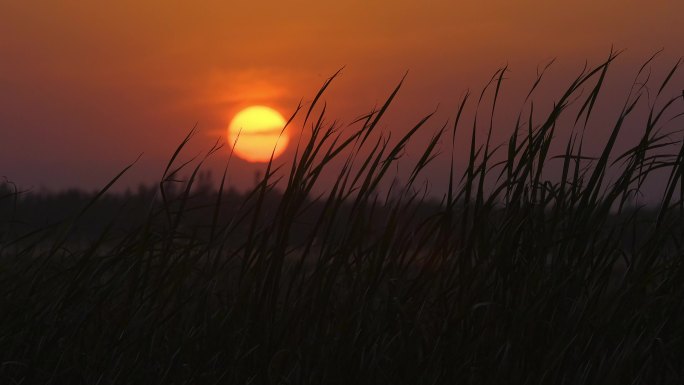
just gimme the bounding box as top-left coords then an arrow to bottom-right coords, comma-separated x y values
0,177 -> 671,254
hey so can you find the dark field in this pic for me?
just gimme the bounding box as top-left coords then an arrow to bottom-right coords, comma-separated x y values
2,54 -> 684,384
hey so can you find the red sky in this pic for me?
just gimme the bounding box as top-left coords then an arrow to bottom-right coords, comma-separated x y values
1,1 -> 683,192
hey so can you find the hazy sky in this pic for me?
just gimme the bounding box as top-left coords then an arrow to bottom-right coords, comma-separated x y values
1,1 -> 683,192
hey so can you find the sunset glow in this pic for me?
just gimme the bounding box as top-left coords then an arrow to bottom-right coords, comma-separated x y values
4,2 -> 684,382
228,106 -> 289,163
1,2 -> 683,190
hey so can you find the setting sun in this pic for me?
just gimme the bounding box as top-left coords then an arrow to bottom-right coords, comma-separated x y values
227,106 -> 289,163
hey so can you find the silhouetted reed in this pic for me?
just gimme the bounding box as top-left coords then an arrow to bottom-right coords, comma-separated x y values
1,52 -> 683,384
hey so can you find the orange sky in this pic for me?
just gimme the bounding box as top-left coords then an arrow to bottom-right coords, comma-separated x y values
1,1 -> 683,191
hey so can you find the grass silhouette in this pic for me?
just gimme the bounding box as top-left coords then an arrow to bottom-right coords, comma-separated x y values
1,52 -> 684,384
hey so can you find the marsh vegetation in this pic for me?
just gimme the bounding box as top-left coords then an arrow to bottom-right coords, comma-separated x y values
2,53 -> 683,383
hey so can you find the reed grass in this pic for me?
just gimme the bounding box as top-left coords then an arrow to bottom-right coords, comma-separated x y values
1,54 -> 683,384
